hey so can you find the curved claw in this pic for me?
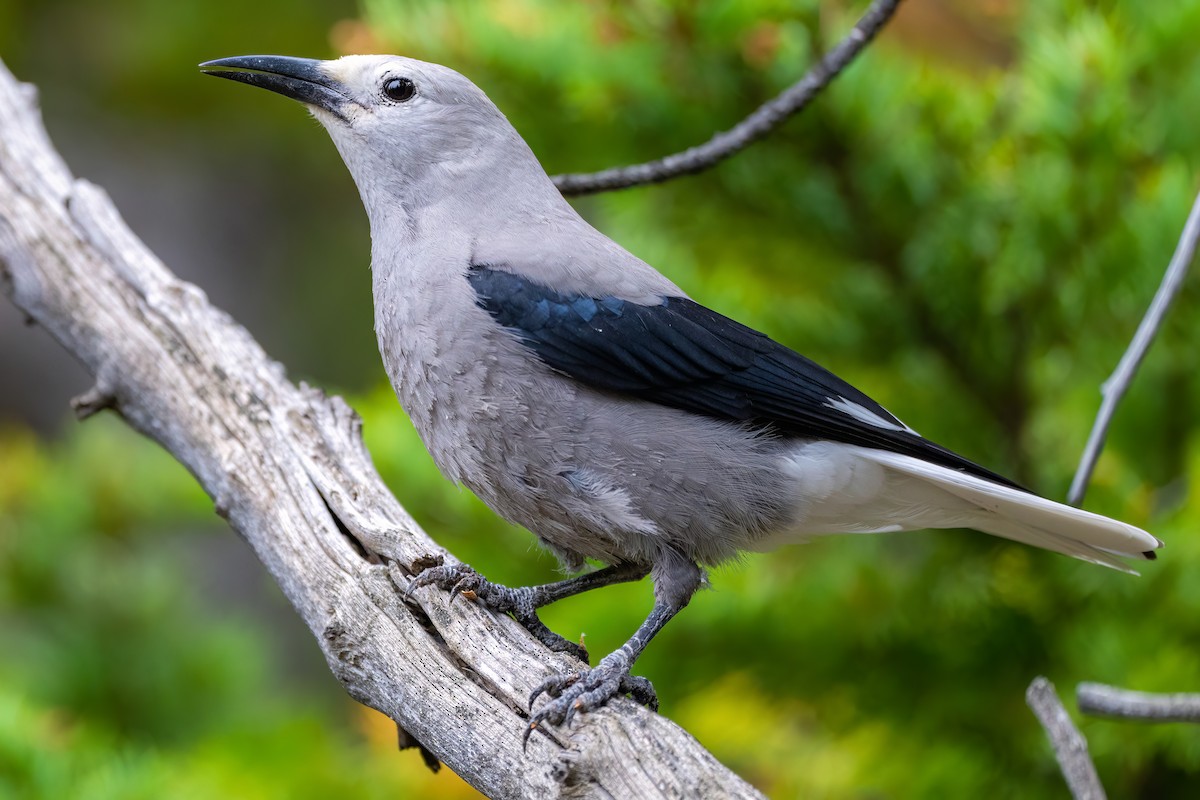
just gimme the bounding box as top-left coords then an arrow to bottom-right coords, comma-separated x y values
529,671 -> 579,709
449,572 -> 484,604
522,720 -> 542,749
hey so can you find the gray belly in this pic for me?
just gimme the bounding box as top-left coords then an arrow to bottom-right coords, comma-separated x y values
381,309 -> 796,569
454,365 -> 798,569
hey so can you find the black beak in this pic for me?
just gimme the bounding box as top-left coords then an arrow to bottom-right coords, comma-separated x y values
200,55 -> 352,120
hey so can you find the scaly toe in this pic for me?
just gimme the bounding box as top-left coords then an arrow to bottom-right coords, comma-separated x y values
524,658 -> 657,744
623,674 -> 658,710
529,671 -> 579,709
449,572 -> 485,603
407,562 -> 477,597
409,566 -> 590,663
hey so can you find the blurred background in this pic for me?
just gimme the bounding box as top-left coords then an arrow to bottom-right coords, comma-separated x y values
2,0 -> 1199,796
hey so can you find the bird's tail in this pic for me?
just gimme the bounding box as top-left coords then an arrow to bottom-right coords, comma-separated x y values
853,448 -> 1163,573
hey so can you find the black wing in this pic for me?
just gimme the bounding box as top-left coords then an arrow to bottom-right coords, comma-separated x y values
468,265 -> 1023,490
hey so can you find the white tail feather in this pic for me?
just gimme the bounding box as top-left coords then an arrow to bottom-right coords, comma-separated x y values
849,447 -> 1162,571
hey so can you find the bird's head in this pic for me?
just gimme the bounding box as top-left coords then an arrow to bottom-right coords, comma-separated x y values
201,54 -> 551,214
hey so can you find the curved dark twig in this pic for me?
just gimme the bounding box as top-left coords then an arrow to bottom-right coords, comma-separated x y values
551,0 -> 904,196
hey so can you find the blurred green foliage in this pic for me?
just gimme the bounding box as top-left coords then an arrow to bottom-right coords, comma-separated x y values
3,0 -> 1200,797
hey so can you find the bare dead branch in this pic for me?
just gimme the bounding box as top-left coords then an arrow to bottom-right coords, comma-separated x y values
1026,677 -> 1106,800
0,57 -> 764,800
1068,187 -> 1200,505
1078,683 -> 1200,723
550,0 -> 904,196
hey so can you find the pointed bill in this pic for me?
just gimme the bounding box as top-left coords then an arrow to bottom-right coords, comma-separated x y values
200,55 -> 353,121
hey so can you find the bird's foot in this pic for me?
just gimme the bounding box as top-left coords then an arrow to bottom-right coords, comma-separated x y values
407,560 -> 588,662
524,652 -> 657,745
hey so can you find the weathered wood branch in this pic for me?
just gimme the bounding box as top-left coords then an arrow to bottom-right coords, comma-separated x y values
1078,683 -> 1200,723
1026,677 -> 1106,800
0,58 -> 763,800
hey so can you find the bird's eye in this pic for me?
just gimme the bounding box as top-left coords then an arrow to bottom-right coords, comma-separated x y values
383,77 -> 416,102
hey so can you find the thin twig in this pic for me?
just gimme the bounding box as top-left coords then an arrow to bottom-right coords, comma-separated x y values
1078,683 -> 1200,723
550,0 -> 904,196
1026,677 -> 1107,800
1068,187 -> 1200,505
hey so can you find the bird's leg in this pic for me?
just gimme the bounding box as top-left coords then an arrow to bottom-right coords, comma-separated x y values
407,560 -> 650,661
524,551 -> 702,743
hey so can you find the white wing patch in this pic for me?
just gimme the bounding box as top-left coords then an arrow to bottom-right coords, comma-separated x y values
825,396 -> 917,434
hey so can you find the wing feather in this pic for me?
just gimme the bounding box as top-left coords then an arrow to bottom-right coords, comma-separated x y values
468,265 -> 1022,490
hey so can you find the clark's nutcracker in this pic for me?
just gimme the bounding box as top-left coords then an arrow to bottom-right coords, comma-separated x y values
201,54 -> 1162,737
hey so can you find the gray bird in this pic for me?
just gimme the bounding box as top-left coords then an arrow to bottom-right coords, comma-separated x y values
200,54 -> 1163,737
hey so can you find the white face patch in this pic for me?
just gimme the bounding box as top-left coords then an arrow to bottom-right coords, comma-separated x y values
824,396 -> 916,434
